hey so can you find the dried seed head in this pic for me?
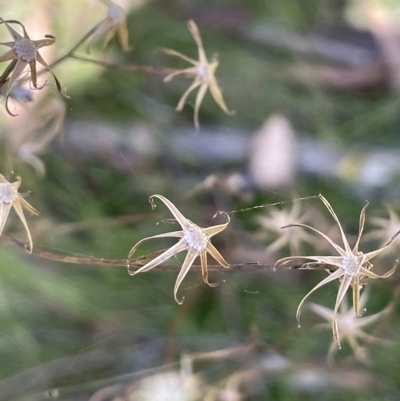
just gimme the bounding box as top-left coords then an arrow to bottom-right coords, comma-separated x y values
0,182 -> 18,204
183,225 -> 208,251
342,253 -> 360,277
13,38 -> 37,62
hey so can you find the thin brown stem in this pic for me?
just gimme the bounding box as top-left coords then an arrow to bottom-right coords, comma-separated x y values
19,26 -> 101,86
69,54 -> 177,75
1,234 -> 149,267
49,25 -> 103,70
1,234 -> 335,272
21,24 -> 178,89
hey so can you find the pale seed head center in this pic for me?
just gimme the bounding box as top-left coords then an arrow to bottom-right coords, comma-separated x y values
183,225 -> 208,252
0,182 -> 18,204
197,63 -> 209,81
342,253 -> 361,277
13,38 -> 37,62
108,4 -> 125,24
339,313 -> 357,335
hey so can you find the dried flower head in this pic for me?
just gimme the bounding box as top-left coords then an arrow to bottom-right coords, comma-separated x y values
7,97 -> 66,175
368,205 -> 400,252
310,291 -> 393,365
128,194 -> 230,304
88,355 -> 202,401
275,194 -> 399,346
133,371 -> 201,401
256,201 -> 314,255
129,356 -> 202,401
0,174 -> 38,252
184,173 -> 247,199
0,18 -> 63,116
159,20 -> 234,128
86,0 -> 131,53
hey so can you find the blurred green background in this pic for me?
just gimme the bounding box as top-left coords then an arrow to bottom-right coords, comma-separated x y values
1,0 -> 400,400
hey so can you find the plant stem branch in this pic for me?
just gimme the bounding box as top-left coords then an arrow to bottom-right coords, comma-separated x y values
69,54 -> 177,75
1,234 -> 335,272
49,25 -> 102,69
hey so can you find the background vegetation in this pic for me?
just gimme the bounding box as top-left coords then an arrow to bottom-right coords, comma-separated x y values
1,0 -> 400,399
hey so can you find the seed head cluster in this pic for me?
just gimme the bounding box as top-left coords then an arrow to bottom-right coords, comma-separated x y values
0,13 -> 398,369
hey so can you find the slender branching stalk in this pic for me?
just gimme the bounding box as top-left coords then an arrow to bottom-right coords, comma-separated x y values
1,233 -> 335,272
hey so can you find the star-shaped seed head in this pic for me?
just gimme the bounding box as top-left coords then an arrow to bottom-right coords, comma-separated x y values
368,205 -> 400,252
127,194 -> 230,304
0,174 -> 38,252
158,20 -> 234,129
0,18 -> 64,116
256,201 -> 314,255
123,355 -> 202,401
7,97 -> 66,175
310,291 -> 393,365
275,194 -> 399,346
86,0 -> 131,53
